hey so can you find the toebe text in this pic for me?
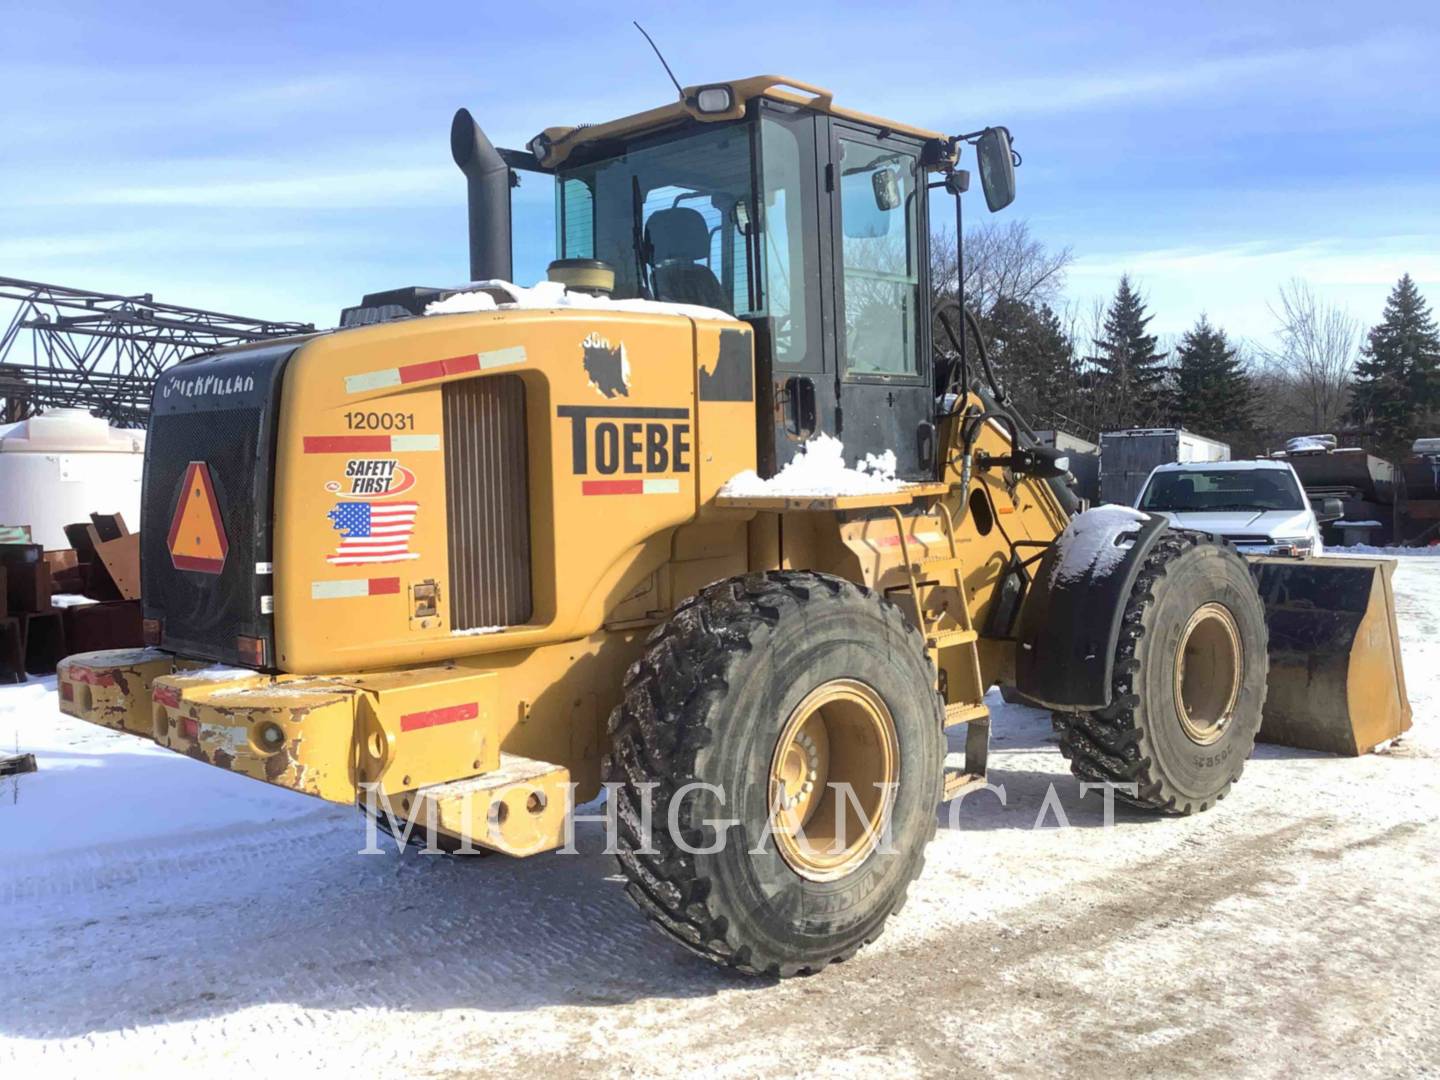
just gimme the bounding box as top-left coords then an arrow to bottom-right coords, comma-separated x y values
557,405 -> 691,475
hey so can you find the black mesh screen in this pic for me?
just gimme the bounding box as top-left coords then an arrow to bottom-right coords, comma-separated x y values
142,343 -> 298,667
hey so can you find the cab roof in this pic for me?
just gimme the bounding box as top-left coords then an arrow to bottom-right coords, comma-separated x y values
531,75 -> 947,168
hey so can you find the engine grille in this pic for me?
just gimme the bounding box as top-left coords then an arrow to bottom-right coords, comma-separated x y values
443,375 -> 532,629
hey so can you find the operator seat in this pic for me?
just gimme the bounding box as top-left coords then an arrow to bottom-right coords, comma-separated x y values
644,207 -> 729,312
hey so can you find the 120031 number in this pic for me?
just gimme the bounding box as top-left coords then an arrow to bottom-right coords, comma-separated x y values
345,411 -> 416,431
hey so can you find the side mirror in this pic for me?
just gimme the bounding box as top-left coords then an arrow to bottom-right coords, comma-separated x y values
975,127 -> 1016,212
1320,497 -> 1345,521
871,167 -> 902,211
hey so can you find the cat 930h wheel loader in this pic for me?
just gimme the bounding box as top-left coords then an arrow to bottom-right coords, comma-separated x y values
59,75 -> 1412,977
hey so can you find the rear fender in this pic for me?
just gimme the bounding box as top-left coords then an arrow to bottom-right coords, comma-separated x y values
1013,507 -> 1170,710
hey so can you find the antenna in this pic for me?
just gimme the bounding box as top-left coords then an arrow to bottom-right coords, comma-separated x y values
633,21 -> 683,97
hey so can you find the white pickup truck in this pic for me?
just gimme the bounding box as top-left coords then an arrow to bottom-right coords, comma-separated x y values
1134,459 -> 1324,557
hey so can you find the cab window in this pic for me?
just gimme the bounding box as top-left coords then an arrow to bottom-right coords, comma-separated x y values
758,113 -> 813,366
555,124 -> 758,314
837,137 -> 920,376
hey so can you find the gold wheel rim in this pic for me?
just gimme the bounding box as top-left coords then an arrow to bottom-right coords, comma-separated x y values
769,678 -> 900,882
1174,602 -> 1243,745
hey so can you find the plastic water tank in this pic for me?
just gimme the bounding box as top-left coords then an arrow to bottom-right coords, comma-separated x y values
0,409 -> 145,549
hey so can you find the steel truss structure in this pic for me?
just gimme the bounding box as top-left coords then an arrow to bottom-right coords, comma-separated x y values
0,276 -> 314,428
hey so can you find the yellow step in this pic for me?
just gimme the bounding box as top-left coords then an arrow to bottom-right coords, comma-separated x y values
942,766 -> 988,801
927,628 -> 978,650
943,702 -> 990,728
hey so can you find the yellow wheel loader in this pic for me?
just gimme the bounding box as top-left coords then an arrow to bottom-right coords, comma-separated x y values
58,75 -> 1411,977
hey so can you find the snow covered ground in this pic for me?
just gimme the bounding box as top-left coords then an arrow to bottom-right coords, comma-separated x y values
3,558 -> 1439,1078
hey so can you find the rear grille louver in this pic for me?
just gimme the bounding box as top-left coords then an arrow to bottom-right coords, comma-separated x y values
442,375 -> 533,629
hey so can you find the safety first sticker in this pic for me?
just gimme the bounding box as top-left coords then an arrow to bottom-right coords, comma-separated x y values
324,459 -> 418,499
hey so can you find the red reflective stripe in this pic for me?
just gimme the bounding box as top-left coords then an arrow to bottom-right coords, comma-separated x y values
303,435 -> 391,453
399,701 -> 479,732
60,681 -> 75,701
368,577 -> 401,595
398,358 -> 448,384
154,685 -> 181,708
398,354 -> 478,384
441,354 -> 481,376
69,667 -> 117,687
582,479 -> 643,495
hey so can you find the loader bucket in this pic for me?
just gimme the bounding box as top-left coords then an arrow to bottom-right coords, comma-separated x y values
1248,556 -> 1412,755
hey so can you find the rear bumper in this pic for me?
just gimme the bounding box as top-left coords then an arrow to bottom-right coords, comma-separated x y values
58,650 -> 508,810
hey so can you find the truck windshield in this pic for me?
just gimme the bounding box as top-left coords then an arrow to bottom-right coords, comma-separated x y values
1139,469 -> 1305,513
556,124 -> 758,314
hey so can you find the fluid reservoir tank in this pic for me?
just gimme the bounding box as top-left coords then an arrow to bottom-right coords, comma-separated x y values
0,409 -> 145,549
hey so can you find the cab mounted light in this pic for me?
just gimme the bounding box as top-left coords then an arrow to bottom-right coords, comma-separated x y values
526,132 -> 553,167
692,85 -> 734,115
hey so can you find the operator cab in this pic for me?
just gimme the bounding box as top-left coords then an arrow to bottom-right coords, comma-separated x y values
476,76 -> 1016,480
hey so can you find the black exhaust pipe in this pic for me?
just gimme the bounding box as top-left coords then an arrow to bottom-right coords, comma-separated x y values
450,108 -> 512,283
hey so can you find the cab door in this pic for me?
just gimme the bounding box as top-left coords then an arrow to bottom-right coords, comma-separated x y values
824,122 -> 935,480
750,99 -> 836,476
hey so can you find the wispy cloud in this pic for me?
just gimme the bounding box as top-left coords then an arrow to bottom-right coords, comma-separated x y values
38,167 -> 453,209
942,31 -> 1426,118
0,229 -> 330,262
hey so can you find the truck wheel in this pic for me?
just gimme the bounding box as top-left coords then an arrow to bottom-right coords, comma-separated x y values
1053,532 -> 1268,814
604,571 -> 945,976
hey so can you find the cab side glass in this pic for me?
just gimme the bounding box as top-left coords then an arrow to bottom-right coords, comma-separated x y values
511,171 -> 558,284
838,138 -> 920,375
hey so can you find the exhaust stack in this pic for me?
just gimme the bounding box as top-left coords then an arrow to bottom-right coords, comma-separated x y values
450,108 -> 512,283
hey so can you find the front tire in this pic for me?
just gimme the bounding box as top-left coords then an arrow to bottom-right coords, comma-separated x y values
1053,532 -> 1268,814
604,571 -> 944,976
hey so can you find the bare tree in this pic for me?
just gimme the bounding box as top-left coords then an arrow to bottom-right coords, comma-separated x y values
1256,279 -> 1359,433
931,219 -> 1073,319
930,219 -> 1073,401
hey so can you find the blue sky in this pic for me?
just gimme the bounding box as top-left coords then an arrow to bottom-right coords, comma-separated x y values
3,1 -> 1438,343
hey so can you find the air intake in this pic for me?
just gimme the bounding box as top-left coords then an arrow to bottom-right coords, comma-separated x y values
450,108 -> 513,283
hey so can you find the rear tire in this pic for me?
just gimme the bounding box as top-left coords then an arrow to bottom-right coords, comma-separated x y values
1053,532 -> 1268,814
604,571 -> 944,976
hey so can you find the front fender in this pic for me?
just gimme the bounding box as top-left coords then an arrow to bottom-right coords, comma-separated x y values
1013,507 -> 1170,711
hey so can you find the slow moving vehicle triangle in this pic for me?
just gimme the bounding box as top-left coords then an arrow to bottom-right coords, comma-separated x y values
167,461 -> 229,574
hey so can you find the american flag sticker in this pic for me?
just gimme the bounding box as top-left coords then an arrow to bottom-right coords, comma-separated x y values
326,500 -> 420,565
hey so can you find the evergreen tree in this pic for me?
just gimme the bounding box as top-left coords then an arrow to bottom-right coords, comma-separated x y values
1089,275 -> 1168,427
987,297 -> 1077,424
1348,274 -> 1440,456
1172,315 -> 1255,440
